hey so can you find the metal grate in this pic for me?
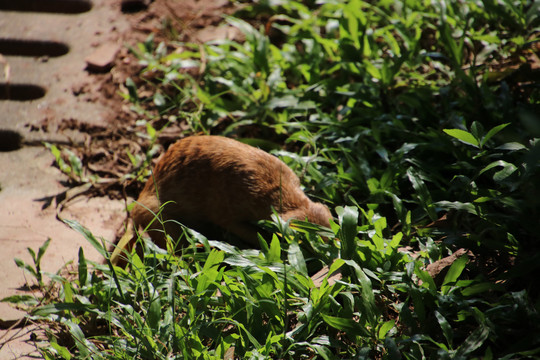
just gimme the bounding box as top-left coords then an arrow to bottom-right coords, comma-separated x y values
0,0 -> 92,14
0,0 -> 92,151
0,39 -> 70,57
0,83 -> 46,101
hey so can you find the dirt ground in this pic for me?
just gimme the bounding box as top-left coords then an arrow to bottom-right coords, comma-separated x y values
0,0 -> 237,358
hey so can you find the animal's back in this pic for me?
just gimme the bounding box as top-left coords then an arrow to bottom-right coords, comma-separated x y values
131,135 -> 331,250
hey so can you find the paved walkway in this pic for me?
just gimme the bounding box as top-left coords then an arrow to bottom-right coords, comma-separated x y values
0,1 -> 130,358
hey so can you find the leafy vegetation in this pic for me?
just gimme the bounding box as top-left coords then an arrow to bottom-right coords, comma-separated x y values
4,0 -> 540,358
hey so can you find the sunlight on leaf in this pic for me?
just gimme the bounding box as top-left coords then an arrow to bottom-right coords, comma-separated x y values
443,129 -> 479,148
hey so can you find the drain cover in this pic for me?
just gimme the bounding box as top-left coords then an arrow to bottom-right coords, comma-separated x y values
0,0 -> 92,147
0,0 -> 92,14
0,83 -> 46,101
0,39 -> 69,57
0,129 -> 23,152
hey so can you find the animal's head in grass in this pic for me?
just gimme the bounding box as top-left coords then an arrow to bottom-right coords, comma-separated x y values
112,135 -> 332,265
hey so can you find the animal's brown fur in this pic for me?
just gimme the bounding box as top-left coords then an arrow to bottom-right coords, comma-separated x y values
117,135 -> 332,263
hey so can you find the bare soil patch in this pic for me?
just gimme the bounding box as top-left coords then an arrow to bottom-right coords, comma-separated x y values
49,0 -> 239,204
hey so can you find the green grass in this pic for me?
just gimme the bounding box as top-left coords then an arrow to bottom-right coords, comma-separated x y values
4,0 -> 540,358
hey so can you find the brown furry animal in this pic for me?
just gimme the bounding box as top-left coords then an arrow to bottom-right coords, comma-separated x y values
116,135 -> 332,263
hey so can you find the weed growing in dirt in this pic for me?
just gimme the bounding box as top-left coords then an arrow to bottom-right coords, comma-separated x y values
5,0 -> 540,358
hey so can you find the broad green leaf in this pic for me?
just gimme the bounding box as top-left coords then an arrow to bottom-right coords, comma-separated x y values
328,259 -> 345,277
50,342 -> 72,360
440,21 -> 463,67
414,263 -> 436,293
225,16 -> 259,42
77,247 -> 87,287
196,250 -> 224,293
268,233 -> 281,263
147,298 -> 161,331
388,232 -> 403,251
208,240 -> 243,255
1,294 -> 39,305
225,318 -> 262,348
481,123 -> 510,147
479,160 -> 518,182
337,206 -> 359,260
64,321 -> 97,358
63,281 -> 73,303
202,249 -> 225,272
443,129 -> 479,148
345,0 -> 366,47
378,319 -> 395,339
287,242 -> 307,276
364,60 -> 381,79
442,254 -> 469,294
435,310 -> 454,347
45,143 -> 71,174
145,122 -> 156,140
32,303 -> 97,317
125,77 -> 138,102
266,95 -> 299,109
310,344 -> 333,360
461,282 -> 504,296
407,168 -> 437,221
410,288 -> 426,322
493,164 -> 518,182
384,337 -> 401,360
37,238 -> 51,264
470,121 -> 484,142
455,323 -> 490,357
66,150 -> 83,178
14,258 -> 37,278
27,247 -> 37,263
496,142 -> 527,151
196,87 -> 212,105
63,219 -> 108,258
345,260 -> 378,322
434,201 -> 478,215
321,314 -> 370,337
